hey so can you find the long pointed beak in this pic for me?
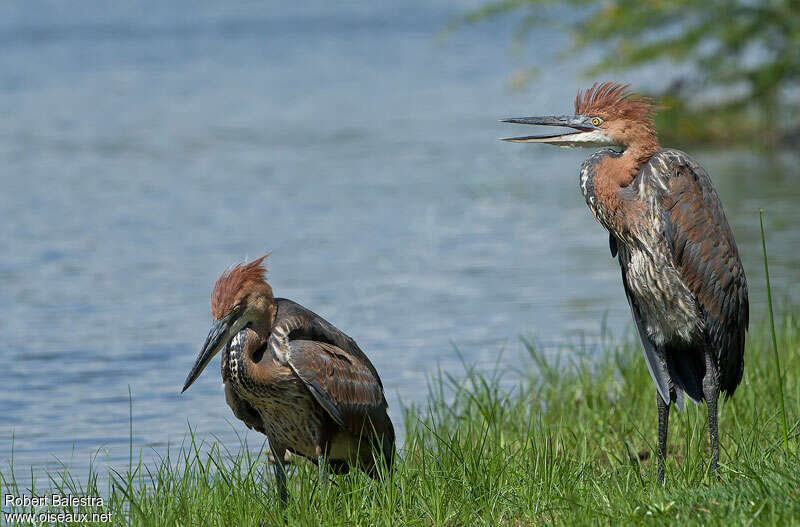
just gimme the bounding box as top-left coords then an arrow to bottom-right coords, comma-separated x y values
182,314 -> 234,393
500,115 -> 614,147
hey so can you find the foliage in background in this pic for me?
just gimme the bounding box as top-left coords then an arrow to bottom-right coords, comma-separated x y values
458,0 -> 800,146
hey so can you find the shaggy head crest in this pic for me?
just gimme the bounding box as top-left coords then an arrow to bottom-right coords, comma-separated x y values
210,254 -> 270,320
575,82 -> 658,124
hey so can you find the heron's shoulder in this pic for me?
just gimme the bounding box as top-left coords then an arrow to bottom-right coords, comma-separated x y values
636,149 -> 707,192
273,299 -> 382,389
643,149 -> 705,175
273,297 -> 356,346
273,298 -> 330,323
274,297 -> 307,317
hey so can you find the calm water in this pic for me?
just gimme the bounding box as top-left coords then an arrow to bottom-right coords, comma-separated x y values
1,1 -> 798,487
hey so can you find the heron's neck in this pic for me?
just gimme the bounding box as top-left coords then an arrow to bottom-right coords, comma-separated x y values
624,137 -> 660,175
599,138 -> 660,189
237,303 -> 277,375
589,138 -> 659,234
249,301 -> 278,341
229,308 -> 282,392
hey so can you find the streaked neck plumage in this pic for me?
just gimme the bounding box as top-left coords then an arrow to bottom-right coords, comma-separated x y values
581,132 -> 660,237
224,301 -> 279,396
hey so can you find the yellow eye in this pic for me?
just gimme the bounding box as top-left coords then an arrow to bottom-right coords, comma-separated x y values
591,118 -> 601,126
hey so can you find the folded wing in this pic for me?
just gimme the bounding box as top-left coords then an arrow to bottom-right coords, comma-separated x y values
658,150 -> 749,396
269,299 -> 395,464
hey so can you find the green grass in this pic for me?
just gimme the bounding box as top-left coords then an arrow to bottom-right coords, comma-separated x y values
2,314 -> 799,526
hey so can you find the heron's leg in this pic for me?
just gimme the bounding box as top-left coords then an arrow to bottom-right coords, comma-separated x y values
271,445 -> 288,506
315,445 -> 327,489
656,390 -> 670,486
703,353 -> 720,477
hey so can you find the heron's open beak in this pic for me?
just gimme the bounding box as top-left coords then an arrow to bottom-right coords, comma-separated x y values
500,115 -> 615,148
182,312 -> 236,393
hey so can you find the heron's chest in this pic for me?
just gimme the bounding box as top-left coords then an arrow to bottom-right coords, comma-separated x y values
233,376 -> 326,456
618,242 -> 702,346
258,388 -> 325,456
222,342 -> 327,455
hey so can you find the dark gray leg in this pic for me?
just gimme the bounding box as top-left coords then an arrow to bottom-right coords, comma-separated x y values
656,390 -> 670,485
703,353 -> 720,477
271,446 -> 288,506
315,445 -> 327,488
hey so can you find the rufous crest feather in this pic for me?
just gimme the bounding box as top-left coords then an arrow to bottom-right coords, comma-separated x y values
575,82 -> 658,124
211,253 -> 270,320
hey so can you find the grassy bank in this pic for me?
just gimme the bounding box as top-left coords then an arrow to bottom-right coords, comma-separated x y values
2,314 -> 799,526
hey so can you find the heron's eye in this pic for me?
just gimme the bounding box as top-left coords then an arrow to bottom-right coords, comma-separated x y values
591,117 -> 602,126
231,304 -> 241,315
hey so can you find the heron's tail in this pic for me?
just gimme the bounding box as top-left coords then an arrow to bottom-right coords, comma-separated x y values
665,343 -> 704,404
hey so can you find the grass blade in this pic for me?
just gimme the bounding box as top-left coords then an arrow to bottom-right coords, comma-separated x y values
759,208 -> 788,450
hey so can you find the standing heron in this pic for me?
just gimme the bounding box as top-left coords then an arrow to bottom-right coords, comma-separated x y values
182,254 -> 395,503
502,82 -> 748,482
